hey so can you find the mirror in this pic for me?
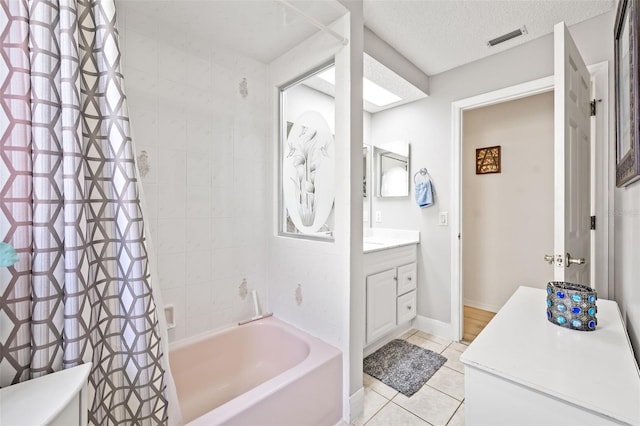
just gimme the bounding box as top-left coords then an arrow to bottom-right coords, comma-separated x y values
374,141 -> 410,197
279,63 -> 336,240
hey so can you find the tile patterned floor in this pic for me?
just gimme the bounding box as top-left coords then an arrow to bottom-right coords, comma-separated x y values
355,329 -> 468,426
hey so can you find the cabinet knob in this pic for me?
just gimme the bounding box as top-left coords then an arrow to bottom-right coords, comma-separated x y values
407,305 -> 412,310
407,276 -> 412,281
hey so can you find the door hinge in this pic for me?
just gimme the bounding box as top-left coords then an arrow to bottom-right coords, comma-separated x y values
590,99 -> 601,116
590,215 -> 596,230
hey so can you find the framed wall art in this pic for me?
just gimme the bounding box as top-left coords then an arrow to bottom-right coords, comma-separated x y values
615,0 -> 640,187
476,145 -> 501,174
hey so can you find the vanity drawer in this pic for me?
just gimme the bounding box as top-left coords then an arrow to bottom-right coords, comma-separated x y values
397,290 -> 417,324
397,262 -> 417,295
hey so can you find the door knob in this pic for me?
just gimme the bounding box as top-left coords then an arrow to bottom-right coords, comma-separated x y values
565,252 -> 585,267
544,254 -> 554,264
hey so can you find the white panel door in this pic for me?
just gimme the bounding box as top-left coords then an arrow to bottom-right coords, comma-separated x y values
554,22 -> 591,285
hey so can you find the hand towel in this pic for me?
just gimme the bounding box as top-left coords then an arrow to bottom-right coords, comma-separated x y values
415,180 -> 433,208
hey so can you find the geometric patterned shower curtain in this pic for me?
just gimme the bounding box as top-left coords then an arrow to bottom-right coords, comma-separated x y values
0,1 -> 168,423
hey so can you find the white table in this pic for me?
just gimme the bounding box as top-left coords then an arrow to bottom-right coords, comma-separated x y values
460,286 -> 640,425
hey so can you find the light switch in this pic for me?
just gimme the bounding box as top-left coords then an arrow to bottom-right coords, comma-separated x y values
375,211 -> 382,223
363,211 -> 369,222
439,211 -> 448,226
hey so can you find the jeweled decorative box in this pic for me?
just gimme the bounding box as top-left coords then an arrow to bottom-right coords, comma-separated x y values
546,281 -> 597,331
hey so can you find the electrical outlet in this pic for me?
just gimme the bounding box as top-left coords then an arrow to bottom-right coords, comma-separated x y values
375,211 -> 382,223
439,211 -> 448,226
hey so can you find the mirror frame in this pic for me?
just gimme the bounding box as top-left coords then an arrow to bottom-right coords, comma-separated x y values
374,143 -> 410,198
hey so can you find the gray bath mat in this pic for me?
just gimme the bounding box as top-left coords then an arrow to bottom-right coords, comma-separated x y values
363,339 -> 447,397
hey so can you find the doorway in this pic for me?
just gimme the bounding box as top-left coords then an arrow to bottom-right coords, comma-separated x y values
450,62 -> 610,342
461,91 -> 554,341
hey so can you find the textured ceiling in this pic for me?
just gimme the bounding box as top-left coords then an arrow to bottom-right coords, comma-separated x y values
117,0 -> 428,113
118,0 -> 615,75
364,0 -> 615,76
117,0 -> 346,64
116,0 -> 615,112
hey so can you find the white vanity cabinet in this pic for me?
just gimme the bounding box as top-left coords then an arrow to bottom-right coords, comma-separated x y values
364,244 -> 417,345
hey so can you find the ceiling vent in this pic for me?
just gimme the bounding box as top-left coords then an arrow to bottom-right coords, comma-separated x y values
487,26 -> 528,47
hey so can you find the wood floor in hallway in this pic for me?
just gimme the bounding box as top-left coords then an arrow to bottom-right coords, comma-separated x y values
463,305 -> 496,343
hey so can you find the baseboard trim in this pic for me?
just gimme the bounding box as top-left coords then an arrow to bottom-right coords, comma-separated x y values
463,299 -> 500,313
348,387 -> 364,424
412,315 -> 456,341
363,323 -> 412,357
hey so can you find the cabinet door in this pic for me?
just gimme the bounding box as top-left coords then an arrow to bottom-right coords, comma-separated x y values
397,262 -> 417,295
366,268 -> 397,343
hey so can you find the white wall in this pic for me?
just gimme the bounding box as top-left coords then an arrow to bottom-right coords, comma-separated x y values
369,107 -> 422,229
118,4 -> 270,342
273,81 -> 343,338
462,92 -> 554,312
267,10 -> 362,421
368,11 -> 615,328
268,22 -> 349,347
614,183 -> 640,364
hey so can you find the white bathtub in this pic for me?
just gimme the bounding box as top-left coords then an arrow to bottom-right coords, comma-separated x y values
169,316 -> 342,425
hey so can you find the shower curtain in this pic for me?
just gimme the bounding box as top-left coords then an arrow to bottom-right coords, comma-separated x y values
0,1 -> 177,424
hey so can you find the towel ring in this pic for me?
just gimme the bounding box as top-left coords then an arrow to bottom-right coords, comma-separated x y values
414,168 -> 430,184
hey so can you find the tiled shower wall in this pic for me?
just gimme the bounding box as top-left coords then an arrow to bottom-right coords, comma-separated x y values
118,4 -> 270,342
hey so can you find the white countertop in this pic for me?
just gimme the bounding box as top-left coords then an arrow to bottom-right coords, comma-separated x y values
0,363 -> 91,426
363,228 -> 420,253
460,286 -> 640,425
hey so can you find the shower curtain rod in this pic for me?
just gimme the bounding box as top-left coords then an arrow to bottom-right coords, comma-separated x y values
277,0 -> 349,46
